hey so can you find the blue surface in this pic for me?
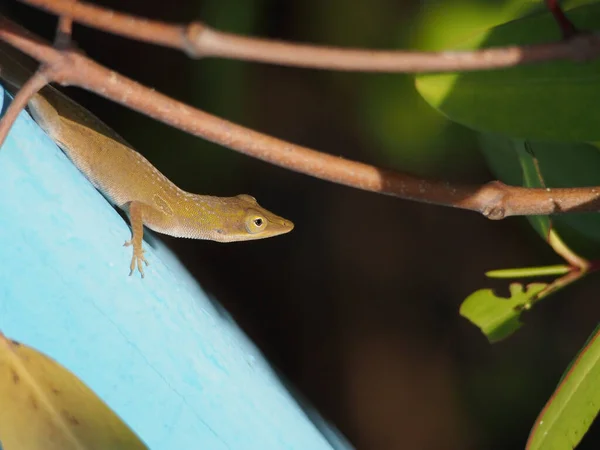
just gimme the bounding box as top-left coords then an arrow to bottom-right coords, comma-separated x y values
0,85 -> 351,450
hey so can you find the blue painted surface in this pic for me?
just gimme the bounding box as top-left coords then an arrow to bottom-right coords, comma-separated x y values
0,86 -> 351,450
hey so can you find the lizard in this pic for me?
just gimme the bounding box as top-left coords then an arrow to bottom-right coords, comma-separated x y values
0,43 -> 294,277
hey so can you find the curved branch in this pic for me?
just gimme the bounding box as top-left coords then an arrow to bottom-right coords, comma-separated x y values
0,0 -> 76,149
2,16 -> 600,219
0,67 -> 49,148
16,0 -> 600,73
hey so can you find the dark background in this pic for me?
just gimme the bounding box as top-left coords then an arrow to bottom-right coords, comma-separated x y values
4,1 -> 600,448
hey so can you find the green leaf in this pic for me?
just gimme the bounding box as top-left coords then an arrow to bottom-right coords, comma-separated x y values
460,283 -> 546,342
517,139 -> 600,252
513,138 -> 553,239
526,324 -> 600,449
415,3 -> 600,141
0,333 -> 147,450
485,265 -> 570,278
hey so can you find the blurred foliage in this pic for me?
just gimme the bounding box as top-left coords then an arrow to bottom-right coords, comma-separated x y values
5,0 -> 600,449
0,334 -> 147,449
415,2 -> 600,447
416,4 -> 600,141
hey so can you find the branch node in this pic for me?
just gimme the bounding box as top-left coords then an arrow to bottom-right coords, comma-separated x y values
478,181 -> 509,220
47,47 -> 84,87
182,22 -> 209,58
482,205 -> 506,220
566,32 -> 600,62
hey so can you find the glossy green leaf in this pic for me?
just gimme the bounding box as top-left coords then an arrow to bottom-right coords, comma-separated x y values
415,3 -> 600,141
459,283 -> 546,342
517,139 -> 600,252
0,333 -> 147,450
514,138 -> 553,238
526,324 -> 600,449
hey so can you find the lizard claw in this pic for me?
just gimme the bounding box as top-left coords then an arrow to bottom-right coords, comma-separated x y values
124,240 -> 149,277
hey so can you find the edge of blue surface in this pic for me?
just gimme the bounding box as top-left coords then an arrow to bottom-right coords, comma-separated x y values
0,85 -> 352,450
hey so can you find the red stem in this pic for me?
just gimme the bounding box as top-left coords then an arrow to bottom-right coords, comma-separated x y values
546,0 -> 578,39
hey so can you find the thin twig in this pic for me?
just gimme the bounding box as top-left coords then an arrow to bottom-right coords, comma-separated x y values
547,230 -> 589,271
2,17 -> 600,218
15,0 -> 600,73
0,67 -> 49,148
0,2 -> 77,147
54,15 -> 73,49
546,0 -> 578,39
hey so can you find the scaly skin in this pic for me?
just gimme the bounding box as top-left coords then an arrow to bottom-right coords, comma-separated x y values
0,44 -> 293,277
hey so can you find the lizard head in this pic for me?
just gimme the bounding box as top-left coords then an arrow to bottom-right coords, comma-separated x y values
209,194 -> 294,242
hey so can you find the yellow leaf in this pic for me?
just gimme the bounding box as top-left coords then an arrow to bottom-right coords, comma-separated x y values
0,333 -> 147,450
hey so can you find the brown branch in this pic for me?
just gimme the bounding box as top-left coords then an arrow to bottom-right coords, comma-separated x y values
16,0 -> 600,73
0,1 -> 77,148
54,14 -> 73,49
2,16 -> 600,219
0,66 -> 48,148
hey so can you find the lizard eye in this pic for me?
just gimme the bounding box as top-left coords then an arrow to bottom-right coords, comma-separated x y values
245,214 -> 267,234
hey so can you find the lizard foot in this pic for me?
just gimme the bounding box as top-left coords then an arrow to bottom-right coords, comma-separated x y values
123,240 -> 149,278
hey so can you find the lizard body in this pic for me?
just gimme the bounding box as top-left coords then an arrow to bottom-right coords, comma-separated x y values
0,44 -> 293,276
